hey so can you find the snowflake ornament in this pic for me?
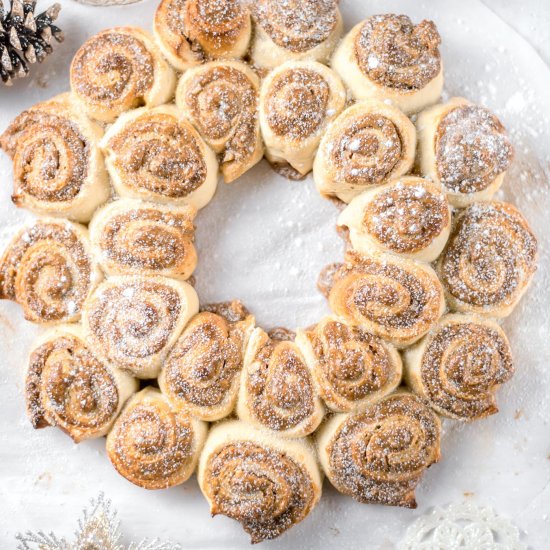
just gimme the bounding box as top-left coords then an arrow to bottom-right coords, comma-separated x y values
16,493 -> 180,550
399,502 -> 526,550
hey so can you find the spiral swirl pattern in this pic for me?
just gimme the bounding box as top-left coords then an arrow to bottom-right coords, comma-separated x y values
328,252 -> 444,347
203,440 -> 316,542
355,15 -> 441,90
254,0 -> 339,53
71,29 -> 155,116
105,110 -> 209,200
178,63 -> 261,182
91,201 -> 197,279
323,393 -> 440,507
436,104 -> 513,194
0,220 -> 97,324
438,202 -> 537,315
107,389 -> 201,489
26,332 -> 122,442
300,317 -> 401,412
418,319 -> 514,419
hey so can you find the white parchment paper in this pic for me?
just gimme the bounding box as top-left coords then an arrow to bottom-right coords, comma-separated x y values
1,0 -> 549,548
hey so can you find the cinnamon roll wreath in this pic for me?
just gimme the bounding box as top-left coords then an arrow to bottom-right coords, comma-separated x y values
0,5 -> 540,545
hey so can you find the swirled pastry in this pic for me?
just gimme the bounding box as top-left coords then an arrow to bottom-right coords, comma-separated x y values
106,387 -> 207,489
82,275 -> 199,378
0,93 -> 109,223
296,316 -> 402,413
313,100 -> 416,203
437,201 -> 537,317
198,420 -> 322,542
332,15 -> 443,115
159,300 -> 255,421
250,0 -> 343,70
259,61 -> 346,176
338,176 -> 451,262
70,27 -> 176,123
26,324 -> 137,442
154,0 -> 252,71
403,314 -> 514,420
101,105 -> 218,210
417,97 -> 514,206
89,199 -> 197,281
176,60 -> 263,183
317,391 -> 441,508
0,218 -> 101,324
237,327 -> 324,438
325,251 -> 445,347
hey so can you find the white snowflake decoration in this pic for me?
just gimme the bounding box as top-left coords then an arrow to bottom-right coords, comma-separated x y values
16,493 -> 180,550
399,502 -> 526,550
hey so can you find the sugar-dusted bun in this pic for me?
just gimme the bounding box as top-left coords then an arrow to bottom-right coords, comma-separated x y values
313,100 -> 416,203
107,387 -> 207,489
437,201 -> 537,317
176,60 -> 262,183
0,218 -> 102,324
403,314 -> 514,420
154,0 -> 252,71
338,176 -> 451,262
89,199 -> 197,281
417,97 -> 514,207
26,324 -> 137,443
316,391 -> 440,508
324,251 -> 445,348
70,27 -> 176,123
250,0 -> 343,70
259,60 -> 346,176
237,327 -> 324,438
0,93 -> 109,223
159,300 -> 255,421
296,315 -> 402,413
101,104 -> 218,210
332,15 -> 443,114
82,276 -> 199,378
198,419 -> 322,543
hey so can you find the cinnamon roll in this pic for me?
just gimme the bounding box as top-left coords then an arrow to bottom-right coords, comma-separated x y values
0,93 -> 109,223
313,100 -> 416,203
154,0 -> 252,71
89,199 -> 197,281
70,27 -> 176,123
159,300 -> 255,421
250,0 -> 343,70
337,176 -> 451,262
237,327 -> 324,438
317,391 -> 441,508
403,314 -> 514,420
106,387 -> 208,489
82,276 -> 199,378
325,251 -> 445,347
259,61 -> 346,176
437,201 -> 537,317
0,218 -> 101,324
417,97 -> 514,206
198,420 -> 322,543
26,324 -> 138,442
101,105 -> 218,210
332,15 -> 443,115
176,60 -> 263,183
296,316 -> 402,413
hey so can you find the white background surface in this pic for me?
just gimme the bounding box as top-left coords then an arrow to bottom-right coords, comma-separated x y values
1,1 -> 550,548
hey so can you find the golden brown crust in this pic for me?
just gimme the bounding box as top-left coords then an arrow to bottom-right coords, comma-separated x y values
354,14 -> 441,90
435,104 -> 513,194
437,202 -> 537,315
322,392 -> 440,507
0,219 -> 98,324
